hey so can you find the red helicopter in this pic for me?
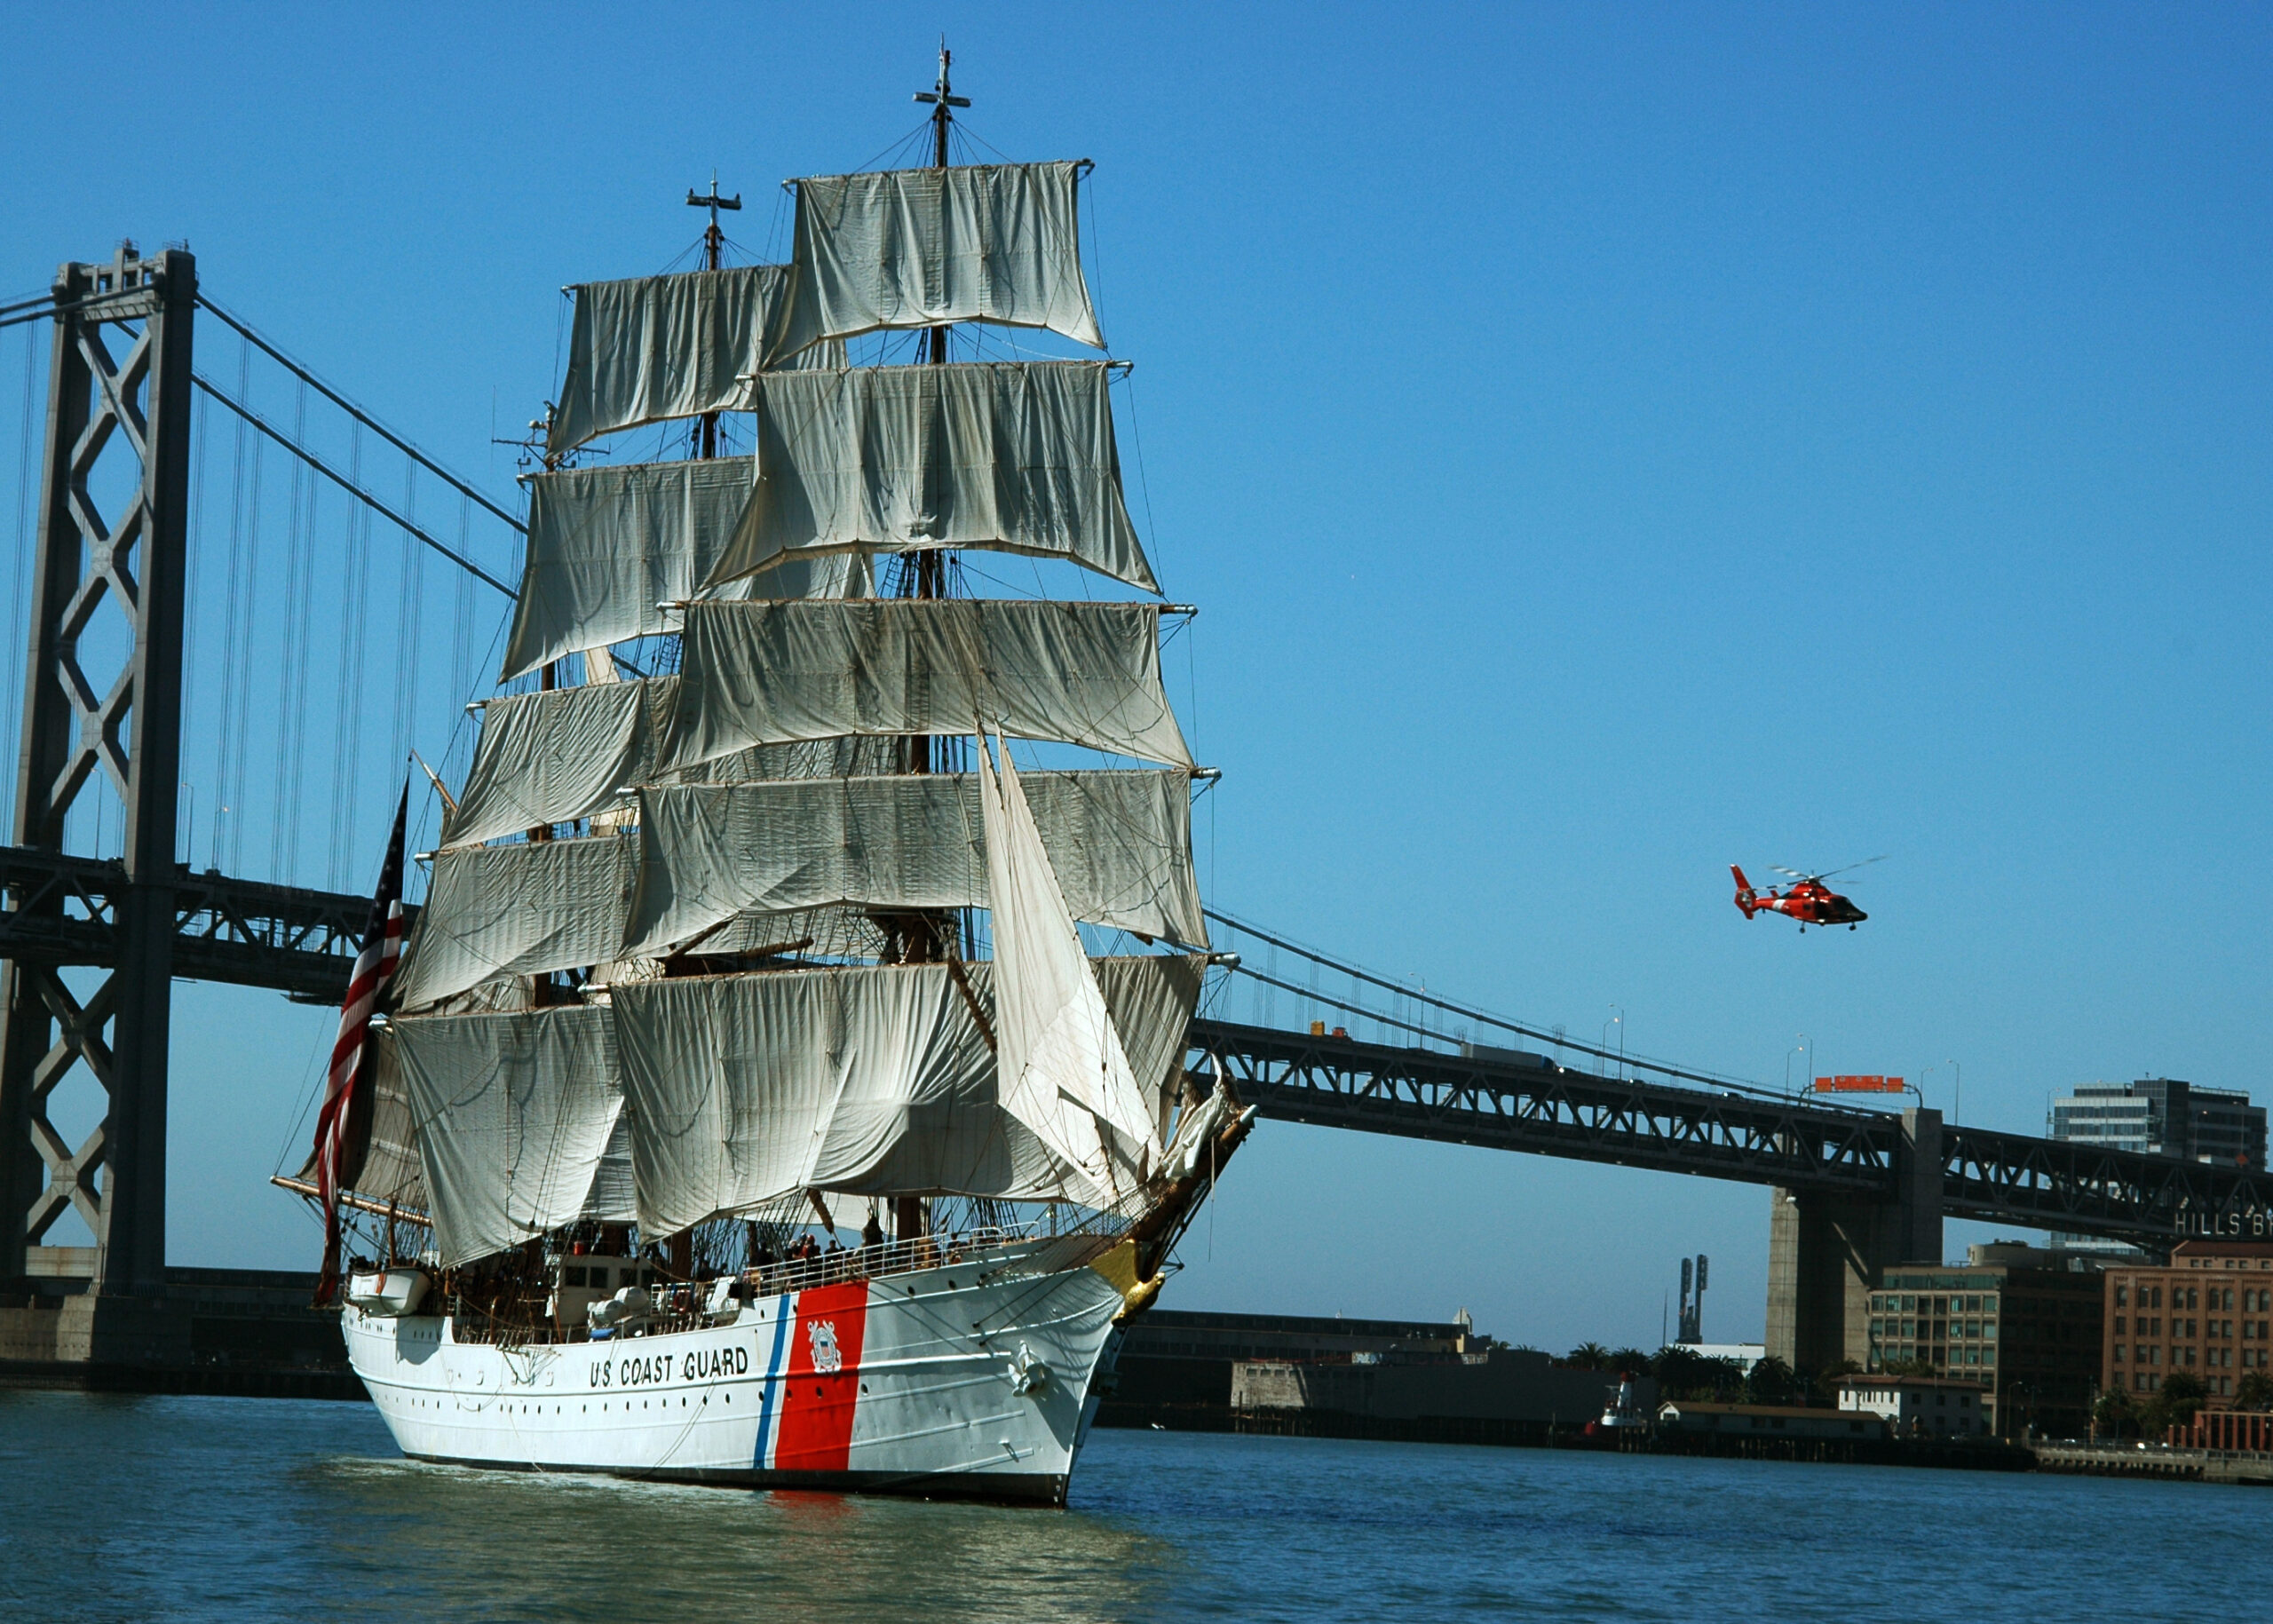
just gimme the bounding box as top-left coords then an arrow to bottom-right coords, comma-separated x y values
1731,859 -> 1883,931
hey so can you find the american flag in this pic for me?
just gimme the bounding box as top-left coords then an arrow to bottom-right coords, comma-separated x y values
312,786 -> 408,1304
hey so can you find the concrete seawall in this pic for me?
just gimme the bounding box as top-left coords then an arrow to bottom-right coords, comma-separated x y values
0,1267 -> 362,1399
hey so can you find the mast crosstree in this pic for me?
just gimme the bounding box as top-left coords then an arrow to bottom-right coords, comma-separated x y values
685,171 -> 741,458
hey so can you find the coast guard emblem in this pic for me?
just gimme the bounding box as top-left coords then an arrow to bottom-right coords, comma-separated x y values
808,1319 -> 843,1373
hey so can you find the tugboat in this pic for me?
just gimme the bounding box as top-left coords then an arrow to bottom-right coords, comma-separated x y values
1583,1372 -> 1653,1446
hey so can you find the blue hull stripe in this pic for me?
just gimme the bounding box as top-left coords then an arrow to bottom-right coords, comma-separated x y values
752,1292 -> 795,1470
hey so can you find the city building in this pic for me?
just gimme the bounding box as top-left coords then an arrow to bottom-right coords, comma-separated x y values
2048,1079 -> 2265,1167
1862,1248 -> 2104,1438
2047,1080 -> 2265,1256
1833,1374 -> 1988,1437
2100,1240 -> 2273,1405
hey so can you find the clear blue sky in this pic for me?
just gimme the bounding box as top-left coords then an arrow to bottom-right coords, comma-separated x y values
3,4 -> 2267,1353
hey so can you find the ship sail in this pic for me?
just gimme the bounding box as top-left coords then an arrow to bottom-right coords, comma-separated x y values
624,770 -> 1206,954
501,457 -> 870,680
392,1005 -> 637,1268
672,598 -> 1192,767
764,162 -> 1105,365
445,677 -> 676,848
709,360 -> 1155,593
392,768 -> 1203,1011
979,734 -> 1163,1194
547,265 -> 843,457
391,832 -> 639,1011
608,954 -> 1200,1236
444,598 -> 1191,846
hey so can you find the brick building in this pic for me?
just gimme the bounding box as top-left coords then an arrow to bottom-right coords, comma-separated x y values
2101,1240 -> 2273,1405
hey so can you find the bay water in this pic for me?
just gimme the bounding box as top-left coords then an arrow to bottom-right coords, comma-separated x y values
1,1390 -> 2258,1620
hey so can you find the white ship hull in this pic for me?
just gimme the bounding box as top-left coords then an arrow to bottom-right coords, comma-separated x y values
344,1250 -> 1129,1505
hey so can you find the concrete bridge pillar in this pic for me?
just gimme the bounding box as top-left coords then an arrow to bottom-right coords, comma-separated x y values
1766,1108 -> 1942,1380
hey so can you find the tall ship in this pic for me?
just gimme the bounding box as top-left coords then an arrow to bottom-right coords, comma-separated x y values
283,51 -> 1248,1505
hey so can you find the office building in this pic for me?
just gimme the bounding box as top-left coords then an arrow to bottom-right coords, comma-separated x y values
2049,1078 -> 2265,1168
1863,1253 -> 2103,1438
2047,1080 -> 2265,1256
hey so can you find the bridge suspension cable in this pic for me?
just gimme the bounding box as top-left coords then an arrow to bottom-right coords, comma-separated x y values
189,372 -> 514,597
193,293 -> 525,535
1204,906 -> 1793,1103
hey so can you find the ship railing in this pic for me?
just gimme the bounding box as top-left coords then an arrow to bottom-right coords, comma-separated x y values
735,1224 -> 1044,1300
457,1218 -> 1136,1345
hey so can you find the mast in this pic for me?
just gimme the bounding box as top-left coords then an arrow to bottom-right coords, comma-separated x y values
907,43 -> 968,620
915,43 -> 968,370
888,42 -> 975,1241
685,172 -> 742,459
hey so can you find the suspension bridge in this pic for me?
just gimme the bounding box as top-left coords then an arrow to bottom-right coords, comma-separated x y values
0,244 -> 2266,1386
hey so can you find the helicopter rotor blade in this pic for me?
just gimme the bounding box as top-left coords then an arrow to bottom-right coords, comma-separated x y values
1814,855 -> 1889,882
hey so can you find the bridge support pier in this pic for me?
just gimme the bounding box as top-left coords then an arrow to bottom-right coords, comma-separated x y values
0,246 -> 194,1328
1766,1108 -> 1942,1380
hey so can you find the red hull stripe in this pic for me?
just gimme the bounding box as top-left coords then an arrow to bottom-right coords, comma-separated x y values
772,1281 -> 870,1472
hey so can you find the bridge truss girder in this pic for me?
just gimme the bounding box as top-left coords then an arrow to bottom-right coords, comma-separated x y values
1944,1125 -> 2273,1244
1191,1018 -> 1900,1194
1191,1018 -> 2273,1248
0,847 -> 375,1002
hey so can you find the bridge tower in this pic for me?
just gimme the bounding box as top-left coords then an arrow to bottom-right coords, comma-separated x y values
1766,1106 -> 1943,1379
0,245 -> 195,1354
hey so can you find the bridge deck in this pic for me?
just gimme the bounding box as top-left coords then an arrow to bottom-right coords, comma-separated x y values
4,842 -> 2261,1248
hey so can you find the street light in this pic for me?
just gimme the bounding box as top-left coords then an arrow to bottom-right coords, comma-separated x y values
1786,1034 -> 1810,1098
1603,1006 -> 1624,1080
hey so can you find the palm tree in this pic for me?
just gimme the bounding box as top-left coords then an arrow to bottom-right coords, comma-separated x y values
1565,1342 -> 1610,1370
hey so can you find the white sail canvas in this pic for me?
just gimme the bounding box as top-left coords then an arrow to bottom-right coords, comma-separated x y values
978,734 -> 1163,1196
713,361 -> 1156,593
392,833 -> 639,1011
392,1006 -> 636,1268
767,162 -> 1105,363
624,771 -> 1206,958
503,457 -> 870,680
610,963 -> 1075,1236
548,266 -> 842,456
675,599 -> 1193,768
